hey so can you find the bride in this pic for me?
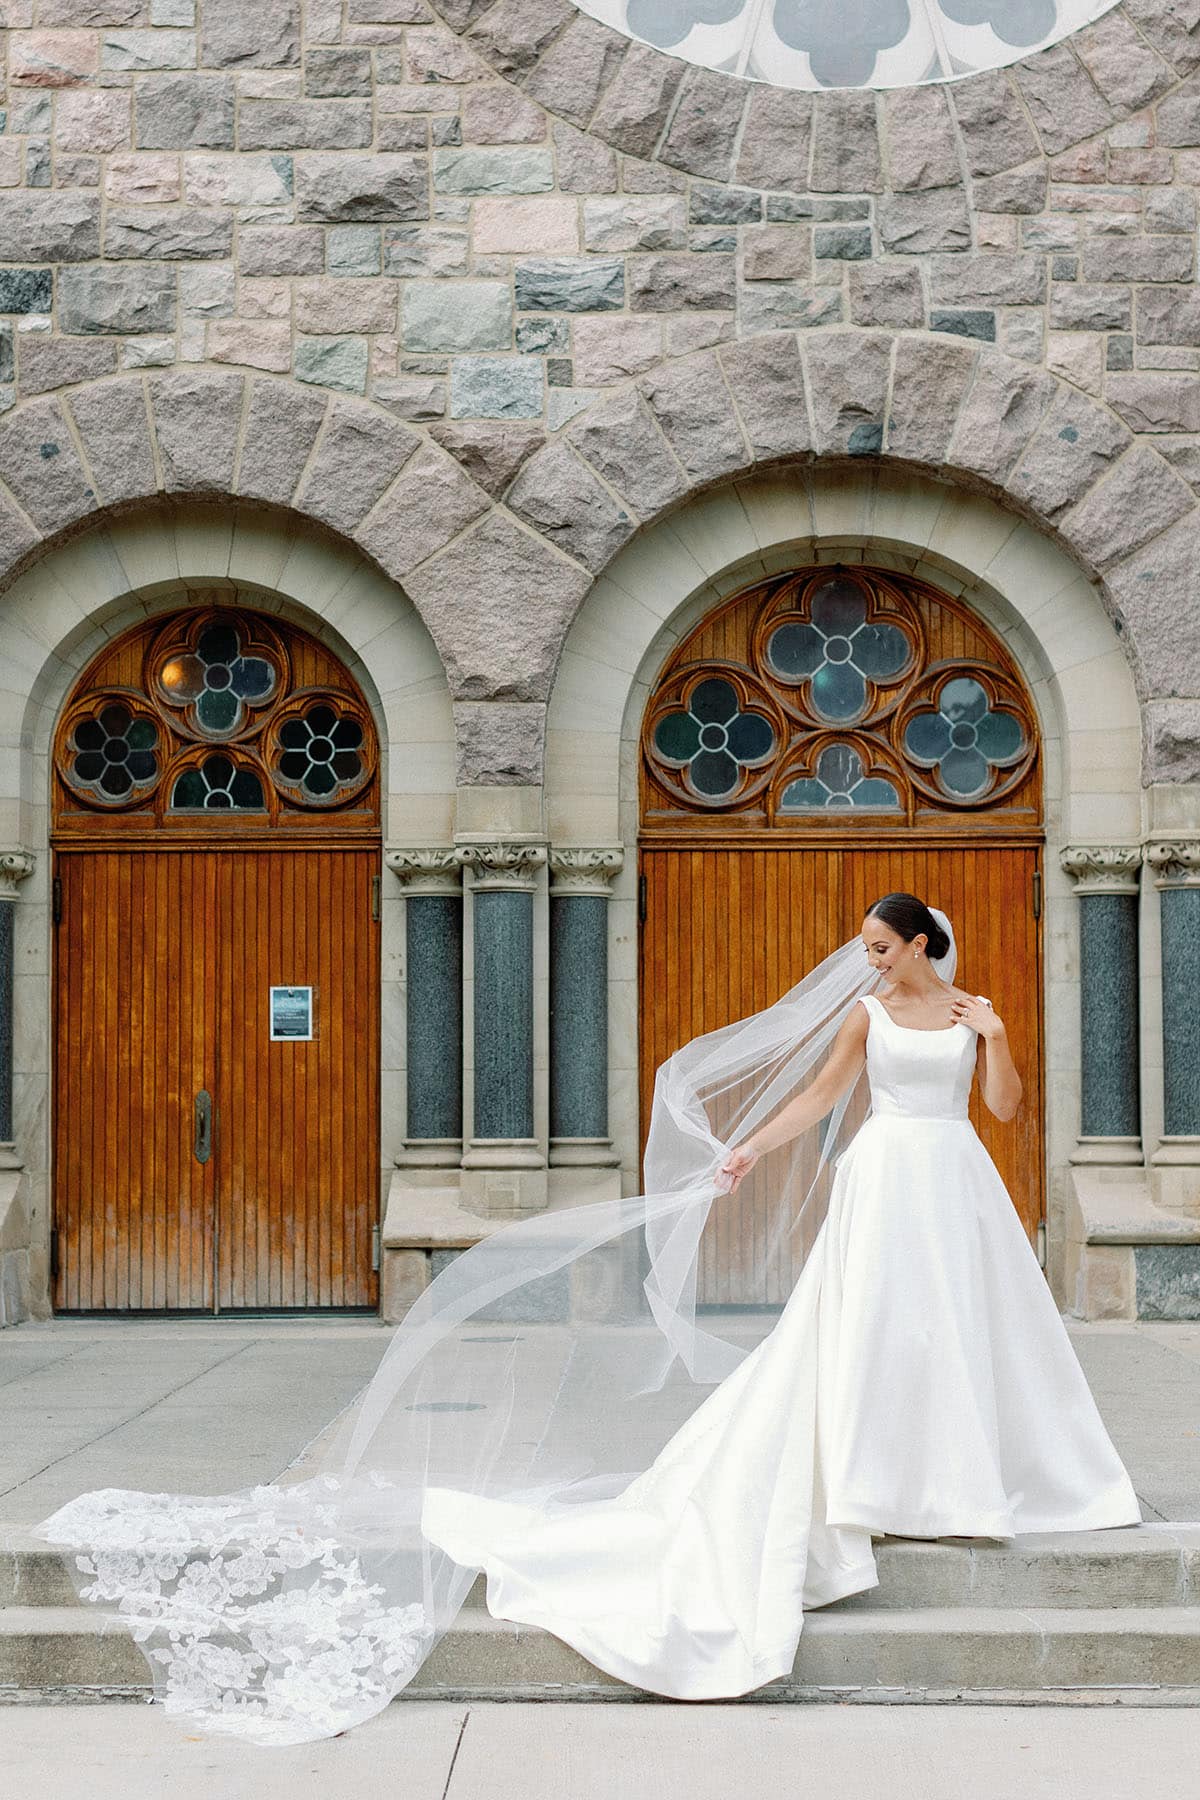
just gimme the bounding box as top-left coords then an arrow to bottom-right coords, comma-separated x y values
39,893 -> 1141,1744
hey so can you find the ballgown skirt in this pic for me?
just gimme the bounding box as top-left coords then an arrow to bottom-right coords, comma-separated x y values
421,1112 -> 1143,1700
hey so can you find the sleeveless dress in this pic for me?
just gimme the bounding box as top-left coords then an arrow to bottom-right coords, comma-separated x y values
420,992 -> 1142,1699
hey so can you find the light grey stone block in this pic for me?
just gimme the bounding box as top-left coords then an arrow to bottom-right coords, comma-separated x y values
357,441 -> 490,575
454,700 -> 545,785
589,43 -> 683,159
103,206 -> 233,261
149,369 -> 244,492
735,85 -> 811,191
294,334 -> 369,394
1059,445 -> 1194,566
68,378 -> 156,504
849,262 -> 924,327
885,86 -> 959,191
134,72 -> 234,148
0,195 -> 98,262
201,0 -> 300,67
628,253 -> 736,312
0,397 -> 94,531
514,257 -> 623,313
450,356 -> 543,419
507,441 -> 634,568
241,100 -> 373,152
640,351 -> 747,481
659,66 -> 747,182
433,148 -> 553,195
569,386 -> 687,515
886,335 -> 977,463
1106,373 -> 1200,433
950,69 -> 1040,176
403,511 -> 591,701
719,330 -> 811,460
1009,388 -> 1131,519
523,15 -> 624,128
296,154 -> 428,220
402,280 -> 513,352
297,400 -> 418,533
878,188 -> 971,254
811,89 -> 881,192
235,379 -> 328,504
58,262 -> 175,334
805,331 -> 889,456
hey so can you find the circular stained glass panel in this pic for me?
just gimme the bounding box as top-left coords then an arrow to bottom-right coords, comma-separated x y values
572,0 -> 1119,90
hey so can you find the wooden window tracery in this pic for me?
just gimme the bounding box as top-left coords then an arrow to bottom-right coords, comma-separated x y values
53,601 -> 380,841
641,567 -> 1041,836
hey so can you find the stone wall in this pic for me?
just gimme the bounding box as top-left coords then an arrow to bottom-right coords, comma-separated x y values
2,3 -> 1200,787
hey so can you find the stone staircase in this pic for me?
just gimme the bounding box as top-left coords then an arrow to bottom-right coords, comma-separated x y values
3,1526 -> 1199,1706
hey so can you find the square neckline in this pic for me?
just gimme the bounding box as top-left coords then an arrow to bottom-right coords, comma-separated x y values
863,993 -> 969,1036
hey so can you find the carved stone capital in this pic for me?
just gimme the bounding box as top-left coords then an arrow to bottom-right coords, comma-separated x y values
385,847 -> 463,898
0,851 -> 35,903
548,846 -> 624,898
1146,840 -> 1200,889
456,839 -> 548,893
1059,845 -> 1143,896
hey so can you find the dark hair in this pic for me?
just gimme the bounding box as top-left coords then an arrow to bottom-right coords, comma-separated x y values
864,892 -> 950,962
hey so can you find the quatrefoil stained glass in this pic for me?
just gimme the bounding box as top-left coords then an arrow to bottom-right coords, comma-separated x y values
903,676 -> 1026,799
652,677 -> 775,798
574,0 -> 1120,91
156,622 -> 277,738
276,704 -> 365,800
68,703 -> 159,803
767,579 -> 911,724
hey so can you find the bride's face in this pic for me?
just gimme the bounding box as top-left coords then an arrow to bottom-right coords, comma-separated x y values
861,914 -> 924,978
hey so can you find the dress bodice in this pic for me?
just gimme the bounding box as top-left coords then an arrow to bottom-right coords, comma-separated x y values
859,993 -> 977,1122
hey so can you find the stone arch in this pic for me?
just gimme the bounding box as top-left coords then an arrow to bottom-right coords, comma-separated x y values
426,0 -> 1196,190
543,460 -> 1146,1299
0,340 -> 1196,789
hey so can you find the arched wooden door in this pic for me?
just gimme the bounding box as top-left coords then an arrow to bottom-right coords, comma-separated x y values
639,566 -> 1044,1308
51,604 -> 381,1313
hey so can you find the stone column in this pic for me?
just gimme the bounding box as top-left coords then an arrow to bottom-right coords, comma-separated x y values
386,850 -> 464,1168
1146,840 -> 1200,1211
458,840 -> 548,1213
548,848 -> 623,1169
1060,846 -> 1143,1165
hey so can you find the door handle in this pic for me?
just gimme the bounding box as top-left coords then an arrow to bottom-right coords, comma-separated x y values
194,1089 -> 213,1164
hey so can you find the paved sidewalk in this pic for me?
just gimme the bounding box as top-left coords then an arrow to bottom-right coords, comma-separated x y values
0,1316 -> 1197,1530
0,1701 -> 1197,1800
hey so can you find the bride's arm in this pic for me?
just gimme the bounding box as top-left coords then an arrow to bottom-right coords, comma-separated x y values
954,996 -> 1022,1121
716,1004 -> 869,1193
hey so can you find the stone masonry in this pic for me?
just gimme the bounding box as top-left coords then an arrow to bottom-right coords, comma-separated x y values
2,3 -> 1200,784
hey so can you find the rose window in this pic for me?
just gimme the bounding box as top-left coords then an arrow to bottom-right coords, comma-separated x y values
67,703 -> 159,804
780,742 -> 901,812
275,704 -> 366,801
652,677 -> 776,799
171,755 -> 266,812
902,676 -> 1026,799
156,622 -> 278,739
576,0 -> 1121,91
767,579 -> 911,724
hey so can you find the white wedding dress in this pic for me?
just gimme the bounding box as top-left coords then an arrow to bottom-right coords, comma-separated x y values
420,992 -> 1142,1699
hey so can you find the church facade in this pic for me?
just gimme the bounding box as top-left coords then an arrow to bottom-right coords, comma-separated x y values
0,0 -> 1198,1327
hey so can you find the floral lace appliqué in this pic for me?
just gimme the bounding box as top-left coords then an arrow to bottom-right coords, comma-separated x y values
41,1480 -> 432,1745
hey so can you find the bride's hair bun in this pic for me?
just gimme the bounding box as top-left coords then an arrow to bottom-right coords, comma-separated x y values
865,892 -> 950,962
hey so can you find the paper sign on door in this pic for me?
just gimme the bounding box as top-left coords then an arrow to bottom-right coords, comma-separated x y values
270,986 -> 313,1041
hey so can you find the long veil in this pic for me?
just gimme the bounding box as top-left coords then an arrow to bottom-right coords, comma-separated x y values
38,911 -> 957,1744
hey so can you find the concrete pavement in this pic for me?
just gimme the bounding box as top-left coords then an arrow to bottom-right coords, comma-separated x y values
1,1701 -> 1198,1800
1,1315 -> 1197,1528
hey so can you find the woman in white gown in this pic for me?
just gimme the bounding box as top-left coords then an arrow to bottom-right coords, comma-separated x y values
39,894 -> 1140,1743
420,894 -> 1141,1699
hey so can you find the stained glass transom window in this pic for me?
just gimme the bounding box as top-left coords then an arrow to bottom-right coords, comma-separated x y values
55,604 -> 378,829
641,565 -> 1039,826
575,0 -> 1119,90
171,756 -> 266,812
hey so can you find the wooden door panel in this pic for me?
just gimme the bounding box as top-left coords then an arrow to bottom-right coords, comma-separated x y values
639,846 -> 1044,1307
216,849 -> 379,1311
53,848 -> 379,1313
53,851 -> 216,1311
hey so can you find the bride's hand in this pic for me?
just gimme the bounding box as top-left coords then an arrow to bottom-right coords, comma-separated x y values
715,1144 -> 760,1195
951,995 -> 1005,1041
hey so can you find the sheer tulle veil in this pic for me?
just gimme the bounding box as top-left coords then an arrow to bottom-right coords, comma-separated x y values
38,909 -> 957,1744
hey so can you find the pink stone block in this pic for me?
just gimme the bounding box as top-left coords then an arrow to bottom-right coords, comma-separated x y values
10,30 -> 98,86
472,196 -> 578,255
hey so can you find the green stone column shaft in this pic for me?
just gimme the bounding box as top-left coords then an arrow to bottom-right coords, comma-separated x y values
1061,846 -> 1143,1163
386,849 -> 464,1162
458,841 -> 547,1153
548,849 -> 624,1156
1147,842 -> 1200,1149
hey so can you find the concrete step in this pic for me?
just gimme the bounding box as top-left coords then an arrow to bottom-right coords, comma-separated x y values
6,1526 -> 1199,1613
3,1603 -> 1200,1707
